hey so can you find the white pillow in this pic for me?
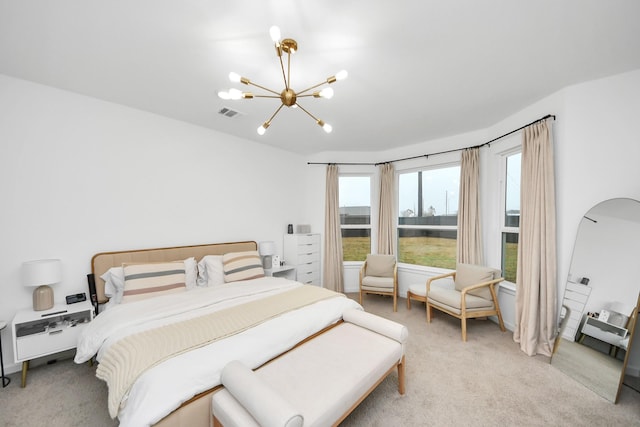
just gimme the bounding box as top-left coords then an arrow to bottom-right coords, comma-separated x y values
197,255 -> 225,287
183,257 -> 197,289
101,266 -> 125,304
101,258 -> 198,304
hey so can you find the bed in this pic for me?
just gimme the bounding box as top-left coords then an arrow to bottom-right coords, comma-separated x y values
75,241 -> 363,427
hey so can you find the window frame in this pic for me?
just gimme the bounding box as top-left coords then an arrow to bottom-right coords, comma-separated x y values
499,147 -> 521,285
396,161 -> 460,269
339,173 -> 374,262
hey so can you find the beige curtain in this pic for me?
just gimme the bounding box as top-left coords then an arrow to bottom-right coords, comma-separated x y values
377,163 -> 396,255
514,120 -> 557,357
456,147 -> 483,265
323,164 -> 344,292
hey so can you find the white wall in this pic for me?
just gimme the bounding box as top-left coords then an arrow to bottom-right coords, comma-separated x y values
0,74 -> 308,371
306,68 -> 640,370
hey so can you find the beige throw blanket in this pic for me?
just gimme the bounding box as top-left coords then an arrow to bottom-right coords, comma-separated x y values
97,285 -> 341,417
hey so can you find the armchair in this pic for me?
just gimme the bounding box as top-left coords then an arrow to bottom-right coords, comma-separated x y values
359,254 -> 398,312
426,263 -> 505,341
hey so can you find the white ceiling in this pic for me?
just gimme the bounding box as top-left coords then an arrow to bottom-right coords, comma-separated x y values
1,1 -> 639,155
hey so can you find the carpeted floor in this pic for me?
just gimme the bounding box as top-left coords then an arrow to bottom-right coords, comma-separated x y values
1,294 -> 639,426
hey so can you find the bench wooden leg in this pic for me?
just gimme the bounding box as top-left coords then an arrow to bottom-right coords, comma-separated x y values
397,355 -> 405,395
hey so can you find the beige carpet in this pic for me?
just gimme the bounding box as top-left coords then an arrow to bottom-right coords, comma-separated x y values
1,294 -> 639,426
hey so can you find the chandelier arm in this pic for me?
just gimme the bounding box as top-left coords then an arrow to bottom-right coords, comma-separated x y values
252,95 -> 282,99
294,103 -> 321,122
287,51 -> 292,90
277,50 -> 289,89
266,104 -> 285,124
297,80 -> 330,96
246,81 -> 280,96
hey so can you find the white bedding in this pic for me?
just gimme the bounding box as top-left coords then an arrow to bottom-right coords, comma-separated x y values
75,277 -> 362,427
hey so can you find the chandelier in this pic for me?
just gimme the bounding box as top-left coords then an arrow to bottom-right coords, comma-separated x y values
218,26 -> 347,135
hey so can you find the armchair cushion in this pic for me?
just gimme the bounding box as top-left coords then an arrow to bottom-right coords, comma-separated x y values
365,255 -> 395,277
361,276 -> 395,291
454,263 -> 500,300
428,286 -> 495,314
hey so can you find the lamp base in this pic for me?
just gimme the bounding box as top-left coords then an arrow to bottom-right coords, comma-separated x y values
262,255 -> 273,270
33,285 -> 54,311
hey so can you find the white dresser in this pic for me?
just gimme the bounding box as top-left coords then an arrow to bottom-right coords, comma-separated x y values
283,233 -> 321,286
560,281 -> 592,341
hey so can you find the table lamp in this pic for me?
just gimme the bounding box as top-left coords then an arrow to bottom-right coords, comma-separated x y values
22,259 -> 62,311
258,241 -> 276,270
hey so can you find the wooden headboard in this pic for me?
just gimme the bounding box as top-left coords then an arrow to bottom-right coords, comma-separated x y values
91,241 -> 257,304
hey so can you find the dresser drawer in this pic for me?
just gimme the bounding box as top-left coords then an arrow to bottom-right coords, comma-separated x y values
297,261 -> 320,275
297,251 -> 320,264
16,323 -> 86,361
295,234 -> 320,246
294,241 -> 320,256
297,270 -> 320,285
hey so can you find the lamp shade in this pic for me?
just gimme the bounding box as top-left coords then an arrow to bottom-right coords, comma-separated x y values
22,259 -> 62,287
258,241 -> 276,256
22,259 -> 62,311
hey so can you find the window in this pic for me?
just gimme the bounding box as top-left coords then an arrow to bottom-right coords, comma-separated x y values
339,175 -> 371,261
501,151 -> 521,283
397,165 -> 460,269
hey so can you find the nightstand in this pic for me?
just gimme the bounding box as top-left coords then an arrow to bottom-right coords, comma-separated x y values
11,301 -> 93,387
265,265 -> 297,281
578,315 -> 628,356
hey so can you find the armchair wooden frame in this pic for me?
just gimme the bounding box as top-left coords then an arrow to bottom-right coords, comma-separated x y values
426,271 -> 505,341
359,259 -> 399,312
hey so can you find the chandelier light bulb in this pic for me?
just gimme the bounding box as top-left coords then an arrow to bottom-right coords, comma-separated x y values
269,26 -> 281,43
229,72 -> 241,83
335,70 -> 348,81
228,88 -> 242,100
257,121 -> 270,135
217,90 -> 230,100
319,87 -> 334,99
317,120 -> 333,133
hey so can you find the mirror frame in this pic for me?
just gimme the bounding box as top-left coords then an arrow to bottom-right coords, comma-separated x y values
552,198 -> 640,403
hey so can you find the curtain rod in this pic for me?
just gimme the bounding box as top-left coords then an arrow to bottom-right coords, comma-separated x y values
307,113 -> 555,166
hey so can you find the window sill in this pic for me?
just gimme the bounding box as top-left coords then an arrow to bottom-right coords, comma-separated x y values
500,281 -> 516,293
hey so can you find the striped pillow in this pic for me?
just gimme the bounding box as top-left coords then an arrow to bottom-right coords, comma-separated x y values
122,262 -> 187,303
222,251 -> 265,283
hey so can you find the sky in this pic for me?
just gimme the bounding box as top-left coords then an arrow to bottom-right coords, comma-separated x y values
339,152 -> 521,217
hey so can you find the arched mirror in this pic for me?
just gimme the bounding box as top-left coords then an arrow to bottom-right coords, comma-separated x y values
551,198 -> 640,402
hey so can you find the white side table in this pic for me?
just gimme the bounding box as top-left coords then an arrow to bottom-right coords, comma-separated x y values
11,301 -> 93,387
265,265 -> 297,281
0,320 -> 9,387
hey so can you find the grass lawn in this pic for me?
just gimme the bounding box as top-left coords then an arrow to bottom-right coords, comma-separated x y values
344,236 -> 518,282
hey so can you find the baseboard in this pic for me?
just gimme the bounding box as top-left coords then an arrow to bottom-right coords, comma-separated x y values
2,349 -> 76,376
625,363 -> 640,377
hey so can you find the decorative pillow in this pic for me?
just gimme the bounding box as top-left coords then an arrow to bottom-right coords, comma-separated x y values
102,258 -> 197,305
222,251 -> 265,283
197,255 -> 225,287
121,262 -> 187,303
454,263 -> 500,300
365,254 -> 396,277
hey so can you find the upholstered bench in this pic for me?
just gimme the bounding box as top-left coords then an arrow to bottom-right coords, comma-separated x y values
211,309 -> 408,427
